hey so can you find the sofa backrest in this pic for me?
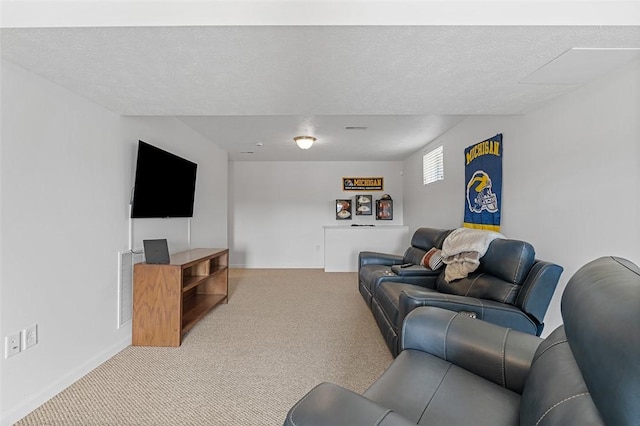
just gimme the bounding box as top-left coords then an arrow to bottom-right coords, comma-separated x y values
520,256 -> 640,426
435,238 -> 535,305
402,228 -> 452,265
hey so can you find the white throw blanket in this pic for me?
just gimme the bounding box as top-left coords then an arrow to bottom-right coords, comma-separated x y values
441,228 -> 505,282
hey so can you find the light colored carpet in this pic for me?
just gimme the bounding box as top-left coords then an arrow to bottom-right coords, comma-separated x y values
17,269 -> 393,425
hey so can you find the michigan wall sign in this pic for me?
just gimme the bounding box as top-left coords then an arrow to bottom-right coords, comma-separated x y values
463,134 -> 503,231
343,177 -> 384,191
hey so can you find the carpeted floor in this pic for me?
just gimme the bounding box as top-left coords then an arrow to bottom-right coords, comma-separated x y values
17,269 -> 393,425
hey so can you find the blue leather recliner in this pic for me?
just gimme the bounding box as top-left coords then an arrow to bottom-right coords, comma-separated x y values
285,256 -> 640,426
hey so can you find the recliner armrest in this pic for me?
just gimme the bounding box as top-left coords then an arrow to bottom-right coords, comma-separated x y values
359,251 -> 404,268
401,307 -> 542,393
396,290 -> 539,335
284,382 -> 415,426
516,260 -> 563,324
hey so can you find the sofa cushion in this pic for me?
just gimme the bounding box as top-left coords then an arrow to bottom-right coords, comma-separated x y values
421,247 -> 444,270
435,272 -> 520,305
284,382 -> 416,426
403,246 -> 428,265
364,349 -> 520,426
481,239 -> 535,284
410,228 -> 452,252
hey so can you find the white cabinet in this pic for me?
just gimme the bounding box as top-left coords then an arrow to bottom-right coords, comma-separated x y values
324,226 -> 409,272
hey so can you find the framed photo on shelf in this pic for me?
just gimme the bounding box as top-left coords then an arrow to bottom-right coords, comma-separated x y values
355,194 -> 373,215
376,199 -> 393,220
336,199 -> 352,220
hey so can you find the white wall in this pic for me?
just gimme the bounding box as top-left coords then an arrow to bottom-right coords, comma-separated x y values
0,60 -> 228,425
404,60 -> 640,335
229,161 -> 404,268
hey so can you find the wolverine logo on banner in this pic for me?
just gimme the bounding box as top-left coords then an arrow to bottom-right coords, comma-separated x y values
463,134 -> 502,232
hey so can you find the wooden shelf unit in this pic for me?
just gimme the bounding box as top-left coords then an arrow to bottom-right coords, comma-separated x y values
132,248 -> 229,347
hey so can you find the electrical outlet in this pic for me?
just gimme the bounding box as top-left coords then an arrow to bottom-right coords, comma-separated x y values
22,324 -> 38,350
5,332 -> 22,358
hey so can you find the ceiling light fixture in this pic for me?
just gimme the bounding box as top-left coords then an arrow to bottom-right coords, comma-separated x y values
294,136 -> 316,150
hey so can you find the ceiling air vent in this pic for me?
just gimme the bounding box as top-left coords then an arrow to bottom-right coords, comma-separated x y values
345,126 -> 368,130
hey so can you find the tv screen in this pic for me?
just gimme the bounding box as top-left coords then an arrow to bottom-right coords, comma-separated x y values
131,141 -> 197,218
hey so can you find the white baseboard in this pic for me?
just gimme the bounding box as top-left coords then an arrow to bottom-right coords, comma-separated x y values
1,336 -> 131,426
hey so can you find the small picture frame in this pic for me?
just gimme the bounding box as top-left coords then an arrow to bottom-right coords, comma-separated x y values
336,199 -> 352,220
355,194 -> 373,215
376,199 -> 393,220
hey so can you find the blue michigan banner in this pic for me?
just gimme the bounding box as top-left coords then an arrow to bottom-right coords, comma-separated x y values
463,134 -> 503,231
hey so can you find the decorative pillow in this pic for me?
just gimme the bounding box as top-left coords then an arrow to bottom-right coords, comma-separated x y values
422,247 -> 444,270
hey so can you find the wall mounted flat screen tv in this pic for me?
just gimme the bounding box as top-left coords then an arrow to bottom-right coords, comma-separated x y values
131,140 -> 198,218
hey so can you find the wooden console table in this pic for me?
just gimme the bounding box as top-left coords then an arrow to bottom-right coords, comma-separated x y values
133,248 -> 229,347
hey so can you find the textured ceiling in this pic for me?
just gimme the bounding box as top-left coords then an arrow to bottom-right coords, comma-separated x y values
2,25 -> 639,160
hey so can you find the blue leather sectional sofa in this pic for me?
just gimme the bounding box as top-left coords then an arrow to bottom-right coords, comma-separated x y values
358,227 -> 563,356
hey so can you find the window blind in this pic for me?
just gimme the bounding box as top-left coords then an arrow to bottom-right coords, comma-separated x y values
423,145 -> 444,185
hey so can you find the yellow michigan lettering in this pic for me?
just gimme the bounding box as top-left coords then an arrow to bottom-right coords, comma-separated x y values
465,140 -> 501,165
354,179 -> 381,186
